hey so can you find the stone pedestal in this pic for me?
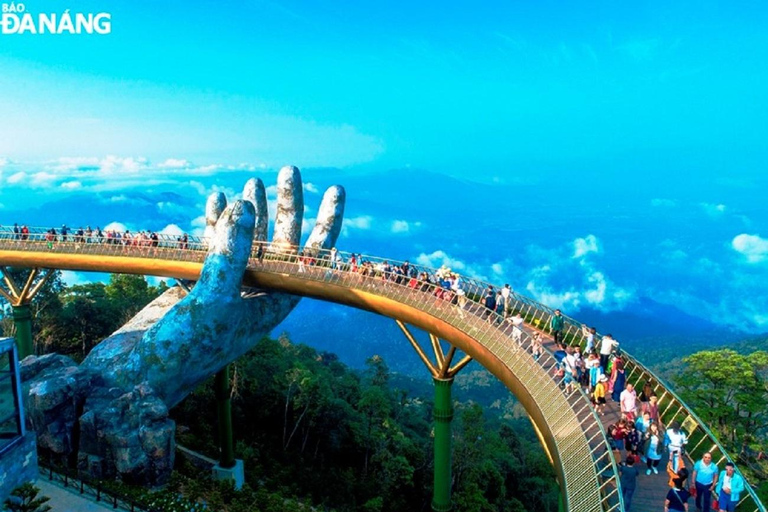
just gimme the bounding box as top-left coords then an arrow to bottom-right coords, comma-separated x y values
0,432 -> 38,503
212,459 -> 245,490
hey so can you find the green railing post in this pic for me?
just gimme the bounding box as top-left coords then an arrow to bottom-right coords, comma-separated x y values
432,377 -> 454,512
12,304 -> 33,359
215,365 -> 235,469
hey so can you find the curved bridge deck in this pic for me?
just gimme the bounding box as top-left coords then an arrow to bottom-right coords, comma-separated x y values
0,229 -> 764,512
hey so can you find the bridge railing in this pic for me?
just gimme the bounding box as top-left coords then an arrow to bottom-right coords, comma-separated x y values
0,230 -> 623,511
246,249 -> 624,512
525,315 -> 767,512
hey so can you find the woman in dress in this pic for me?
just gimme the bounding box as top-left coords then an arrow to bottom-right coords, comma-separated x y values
645,422 -> 663,475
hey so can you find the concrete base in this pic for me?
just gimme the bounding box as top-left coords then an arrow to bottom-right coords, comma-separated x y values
211,459 -> 244,490
0,432 -> 38,504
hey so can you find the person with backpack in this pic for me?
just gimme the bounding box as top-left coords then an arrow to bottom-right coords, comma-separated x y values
665,476 -> 691,512
484,288 -> 497,324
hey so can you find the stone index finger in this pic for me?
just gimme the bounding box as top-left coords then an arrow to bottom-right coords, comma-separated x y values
271,165 -> 304,252
203,192 -> 227,241
305,185 -> 346,250
243,178 -> 268,242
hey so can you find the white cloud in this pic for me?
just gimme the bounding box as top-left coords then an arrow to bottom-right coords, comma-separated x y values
265,184 -> 278,198
700,202 -> 727,217
157,201 -> 188,215
0,157 -> 8,168
60,271 -> 90,286
573,234 -> 599,258
668,249 -> 687,260
732,234 -> 768,263
491,263 -> 504,275
651,198 -> 676,208
30,172 -> 59,187
415,250 -> 467,271
302,217 -> 317,235
304,182 -> 319,194
345,215 -> 373,230
158,158 -> 191,168
61,181 -> 82,190
7,171 -> 26,184
391,220 -> 410,233
159,224 -> 184,236
188,181 -> 208,196
104,222 -> 128,232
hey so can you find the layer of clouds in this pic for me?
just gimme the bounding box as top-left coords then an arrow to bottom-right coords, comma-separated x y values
524,235 -> 634,312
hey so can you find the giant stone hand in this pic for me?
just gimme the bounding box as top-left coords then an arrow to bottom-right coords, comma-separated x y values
22,166 -> 345,484
82,166 -> 345,407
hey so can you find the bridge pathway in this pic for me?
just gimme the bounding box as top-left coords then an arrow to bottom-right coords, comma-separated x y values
529,324 -> 678,512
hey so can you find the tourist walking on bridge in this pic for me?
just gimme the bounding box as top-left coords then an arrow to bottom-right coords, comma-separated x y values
666,421 -> 688,473
715,462 -> 745,512
665,476 -> 692,512
550,309 -> 565,343
501,284 -> 512,318
593,374 -> 608,415
691,452 -> 718,512
619,457 -> 640,511
620,383 -> 638,421
599,333 -> 618,373
645,422 -> 663,474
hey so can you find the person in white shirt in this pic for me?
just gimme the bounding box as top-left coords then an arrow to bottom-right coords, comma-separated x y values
665,421 -> 688,473
501,284 -> 512,318
620,383 -> 638,421
562,348 -> 578,395
599,334 -> 618,373
510,313 -> 524,346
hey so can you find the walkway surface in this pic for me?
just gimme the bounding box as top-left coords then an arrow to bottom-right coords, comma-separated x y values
531,324 -> 676,512
36,478 -> 115,512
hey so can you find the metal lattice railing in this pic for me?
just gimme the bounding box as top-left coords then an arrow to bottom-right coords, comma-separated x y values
0,228 -> 622,511
0,226 -> 762,511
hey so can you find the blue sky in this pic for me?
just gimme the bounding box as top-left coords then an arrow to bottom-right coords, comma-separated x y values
1,1 -> 768,340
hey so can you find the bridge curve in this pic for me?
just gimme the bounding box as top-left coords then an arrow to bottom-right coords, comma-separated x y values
0,228 -> 764,512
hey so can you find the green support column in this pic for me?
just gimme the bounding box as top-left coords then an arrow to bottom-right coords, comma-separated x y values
12,304 -> 33,359
432,377 -> 454,512
215,365 -> 236,469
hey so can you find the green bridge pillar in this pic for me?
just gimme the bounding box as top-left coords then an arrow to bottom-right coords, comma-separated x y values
215,365 -> 236,469
12,304 -> 33,359
432,377 -> 454,512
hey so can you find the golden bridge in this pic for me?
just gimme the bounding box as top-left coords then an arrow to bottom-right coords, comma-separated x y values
0,229 -> 764,512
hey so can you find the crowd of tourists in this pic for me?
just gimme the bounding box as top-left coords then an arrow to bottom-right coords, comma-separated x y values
2,223 -> 191,249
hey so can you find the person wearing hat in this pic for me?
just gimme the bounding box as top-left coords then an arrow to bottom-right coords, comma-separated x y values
594,374 -> 608,415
